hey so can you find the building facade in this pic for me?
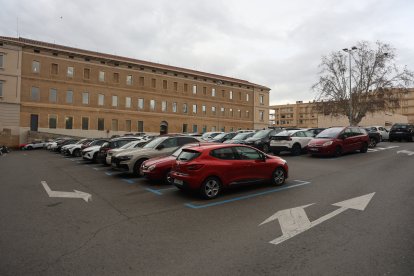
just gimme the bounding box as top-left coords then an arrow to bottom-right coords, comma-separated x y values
0,37 -> 270,146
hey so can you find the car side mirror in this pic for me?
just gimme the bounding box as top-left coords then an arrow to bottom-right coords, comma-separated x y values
156,144 -> 165,150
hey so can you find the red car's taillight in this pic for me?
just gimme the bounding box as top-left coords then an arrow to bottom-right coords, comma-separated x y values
187,164 -> 204,170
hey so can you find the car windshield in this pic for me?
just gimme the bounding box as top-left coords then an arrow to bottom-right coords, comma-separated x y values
392,124 -> 407,129
201,132 -> 212,139
276,130 -> 294,136
119,141 -> 137,149
212,133 -> 226,140
143,137 -> 166,148
232,133 -> 251,140
316,127 -> 343,138
252,129 -> 272,139
177,150 -> 201,161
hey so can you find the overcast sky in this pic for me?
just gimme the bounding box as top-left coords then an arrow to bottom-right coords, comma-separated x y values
1,0 -> 413,105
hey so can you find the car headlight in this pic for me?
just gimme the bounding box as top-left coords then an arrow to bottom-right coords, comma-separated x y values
147,165 -> 156,171
118,155 -> 132,161
323,141 -> 333,146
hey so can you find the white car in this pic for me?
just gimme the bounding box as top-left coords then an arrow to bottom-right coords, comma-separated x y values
367,126 -> 389,141
81,145 -> 101,162
23,141 -> 46,150
105,140 -> 146,165
270,129 -> 314,155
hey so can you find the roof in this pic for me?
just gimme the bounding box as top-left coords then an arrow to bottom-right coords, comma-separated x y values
0,36 -> 270,90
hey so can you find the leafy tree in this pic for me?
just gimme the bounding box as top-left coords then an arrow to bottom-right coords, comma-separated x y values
312,41 -> 414,126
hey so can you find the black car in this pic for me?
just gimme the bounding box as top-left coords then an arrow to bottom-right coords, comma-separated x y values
223,132 -> 255,144
54,138 -> 79,153
243,128 -> 283,153
364,128 -> 381,148
389,123 -> 414,142
209,132 -> 237,143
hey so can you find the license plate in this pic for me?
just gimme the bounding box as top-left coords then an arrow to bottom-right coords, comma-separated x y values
309,148 -> 318,152
174,179 -> 183,185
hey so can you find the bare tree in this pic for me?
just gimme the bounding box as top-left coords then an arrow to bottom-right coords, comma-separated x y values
312,41 -> 414,126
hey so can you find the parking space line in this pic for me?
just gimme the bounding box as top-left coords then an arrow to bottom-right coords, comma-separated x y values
146,187 -> 177,195
184,180 -> 311,209
122,179 -> 136,184
105,171 -> 115,176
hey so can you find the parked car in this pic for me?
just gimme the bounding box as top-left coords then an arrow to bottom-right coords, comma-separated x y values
23,140 -> 46,150
82,145 -> 103,162
270,129 -> 314,155
209,132 -> 237,143
364,128 -> 381,148
170,144 -> 288,199
140,142 -> 216,184
367,126 -> 389,141
307,127 -> 369,157
97,137 -> 141,165
61,139 -> 93,156
112,136 -> 200,176
389,123 -> 414,142
53,139 -> 79,153
305,128 -> 326,137
223,132 -> 255,144
200,132 -> 223,141
243,128 -> 283,153
105,140 -> 147,165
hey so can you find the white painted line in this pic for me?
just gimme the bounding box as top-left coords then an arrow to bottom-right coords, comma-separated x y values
260,193 -> 375,245
41,181 -> 92,202
387,146 -> 399,149
397,150 -> 414,156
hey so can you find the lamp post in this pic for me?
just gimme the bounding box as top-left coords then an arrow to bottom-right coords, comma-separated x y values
342,46 -> 358,126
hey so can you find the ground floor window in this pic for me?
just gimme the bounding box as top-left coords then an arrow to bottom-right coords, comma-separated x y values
126,120 -> 131,132
182,124 -> 188,133
137,121 -> 144,132
192,124 -> 198,133
98,118 -> 105,131
49,115 -> 57,129
65,116 -> 73,129
111,119 -> 118,131
82,117 -> 89,130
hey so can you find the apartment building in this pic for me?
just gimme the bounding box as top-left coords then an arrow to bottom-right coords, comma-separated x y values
0,37 -> 270,146
271,101 -> 318,128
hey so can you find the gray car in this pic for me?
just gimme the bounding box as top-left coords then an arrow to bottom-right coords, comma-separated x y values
111,135 -> 200,176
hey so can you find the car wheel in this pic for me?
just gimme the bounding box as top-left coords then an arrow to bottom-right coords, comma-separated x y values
262,144 -> 269,153
164,170 -> 173,185
92,153 -> 98,163
200,177 -> 221,199
360,142 -> 368,153
334,146 -> 342,157
389,138 -> 393,142
73,149 -> 81,157
369,138 -> 377,148
291,144 -> 301,156
272,167 -> 286,186
27,146 -> 33,150
133,159 -> 147,176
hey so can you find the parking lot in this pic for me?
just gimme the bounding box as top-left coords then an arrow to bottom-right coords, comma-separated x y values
1,142 -> 414,275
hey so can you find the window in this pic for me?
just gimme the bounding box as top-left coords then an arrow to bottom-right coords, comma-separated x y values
202,105 -> 206,114
32,61 -> 40,73
126,97 -> 131,108
246,110 -> 249,118
113,72 -> 119,83
67,67 -> 74,78
202,125 -> 207,133
49,115 -> 57,129
182,124 -> 188,133
162,101 -> 167,112
139,77 -> 145,86
211,147 -> 236,160
126,75 -> 132,85
125,120 -> 131,132
230,90 -> 233,99
99,71 -> 105,82
192,85 -> 197,94
184,83 -> 188,92
31,87 -> 40,101
137,121 -> 144,132
212,88 -> 216,97
163,80 -> 167,89
138,98 -> 144,110
246,93 -> 249,101
211,126 -> 216,131
230,108 -> 233,117
183,103 -> 188,113
0,54 -> 3,68
112,95 -> 118,107
212,106 -> 216,114
49,88 -> 57,103
260,95 -> 264,104
221,107 -> 225,115
98,94 -> 104,106
173,82 -> 178,91
150,100 -> 155,111
203,87 -> 207,95
172,102 -> 177,113
84,68 -> 90,79
151,78 -> 156,88
192,104 -> 197,114
259,111 -> 264,121
238,109 -> 241,118
51,63 -> 58,75
82,92 -> 89,104
65,116 -> 73,129
193,125 -> 198,133
66,90 -> 73,103
111,119 -> 118,131
82,117 -> 89,130
98,118 -> 105,131
234,146 -> 261,160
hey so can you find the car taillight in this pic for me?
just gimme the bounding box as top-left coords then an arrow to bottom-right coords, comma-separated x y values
187,164 -> 204,170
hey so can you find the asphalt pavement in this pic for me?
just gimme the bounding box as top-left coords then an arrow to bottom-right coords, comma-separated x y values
0,142 -> 413,275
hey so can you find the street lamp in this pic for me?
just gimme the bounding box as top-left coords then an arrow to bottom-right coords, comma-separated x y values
343,46 -> 358,126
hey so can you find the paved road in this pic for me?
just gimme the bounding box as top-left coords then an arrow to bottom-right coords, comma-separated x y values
0,142 -> 413,275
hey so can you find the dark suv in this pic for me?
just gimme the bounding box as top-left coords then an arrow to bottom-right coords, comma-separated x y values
243,128 -> 283,153
389,123 -> 414,142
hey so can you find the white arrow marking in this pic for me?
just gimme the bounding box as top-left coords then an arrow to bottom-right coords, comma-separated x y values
41,181 -> 92,202
260,193 -> 375,245
397,150 -> 414,156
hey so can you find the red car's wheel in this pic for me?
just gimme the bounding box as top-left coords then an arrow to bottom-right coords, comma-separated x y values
200,177 -> 221,199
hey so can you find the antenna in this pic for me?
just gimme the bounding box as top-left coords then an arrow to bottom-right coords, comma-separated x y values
16,16 -> 19,37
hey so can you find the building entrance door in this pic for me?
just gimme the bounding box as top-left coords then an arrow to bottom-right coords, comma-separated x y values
30,114 -> 38,131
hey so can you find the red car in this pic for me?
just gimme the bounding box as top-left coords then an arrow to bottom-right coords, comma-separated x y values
170,144 -> 288,199
307,127 -> 369,157
141,142 -> 217,184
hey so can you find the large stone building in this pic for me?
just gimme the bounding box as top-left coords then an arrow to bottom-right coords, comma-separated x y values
270,89 -> 413,128
0,37 -> 270,146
